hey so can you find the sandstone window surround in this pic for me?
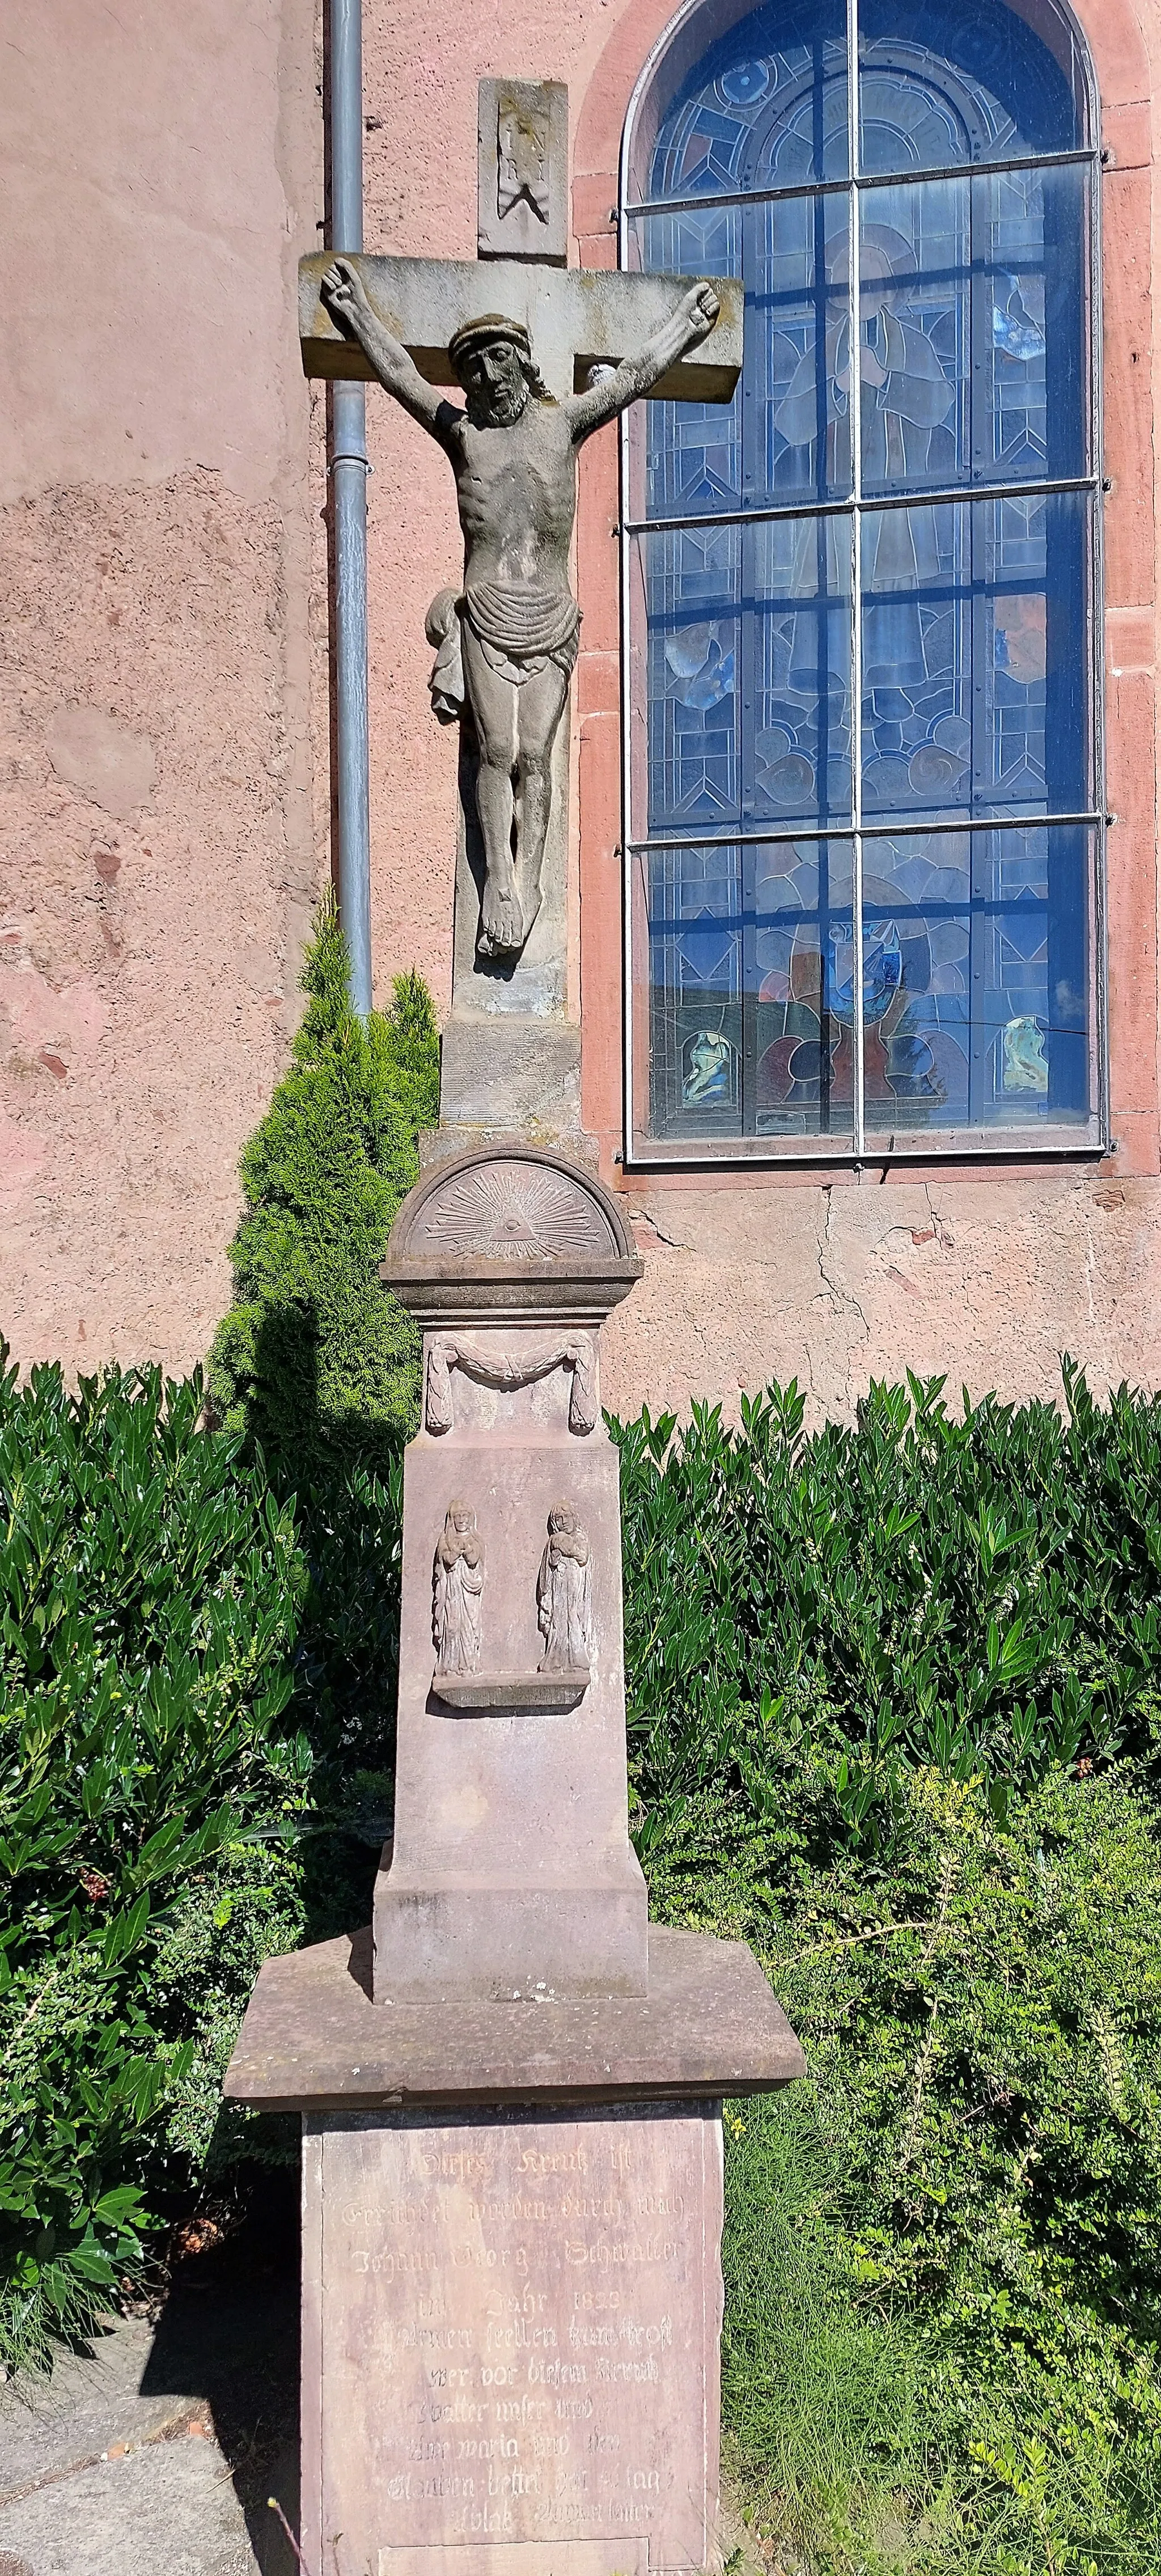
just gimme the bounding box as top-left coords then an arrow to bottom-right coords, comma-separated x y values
614,0 -> 1108,1167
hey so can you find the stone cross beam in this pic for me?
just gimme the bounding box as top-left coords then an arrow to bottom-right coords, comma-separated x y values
298,252 -> 741,404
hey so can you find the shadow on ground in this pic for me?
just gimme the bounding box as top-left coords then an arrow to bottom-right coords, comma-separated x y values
139,2167 -> 302,2574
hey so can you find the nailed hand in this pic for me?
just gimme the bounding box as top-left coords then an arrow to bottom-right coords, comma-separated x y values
682,282 -> 721,346
321,256 -> 371,331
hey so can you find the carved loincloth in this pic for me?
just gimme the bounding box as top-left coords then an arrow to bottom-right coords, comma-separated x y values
425,581 -> 581,722
460,581 -> 581,685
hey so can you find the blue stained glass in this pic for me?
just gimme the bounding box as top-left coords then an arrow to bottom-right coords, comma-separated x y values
856,167 -> 1088,490
639,840 -> 858,1141
642,0 -> 849,198
859,0 -> 1087,173
639,516 -> 853,835
859,490 -> 1091,823
633,0 -> 1095,1147
859,825 -> 1091,1131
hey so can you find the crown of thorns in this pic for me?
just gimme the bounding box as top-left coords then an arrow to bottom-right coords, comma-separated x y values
448,314 -> 532,370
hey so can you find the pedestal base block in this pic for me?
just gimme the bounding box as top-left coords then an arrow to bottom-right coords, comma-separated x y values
227,1930 -> 804,2576
374,1874 -> 651,2003
302,2100 -> 723,2576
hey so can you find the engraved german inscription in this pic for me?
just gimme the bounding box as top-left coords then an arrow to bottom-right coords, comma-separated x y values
314,2107 -> 723,2576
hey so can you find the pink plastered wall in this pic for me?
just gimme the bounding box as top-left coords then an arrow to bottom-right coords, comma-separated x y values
0,0 -> 324,1372
3,0 -> 1161,1424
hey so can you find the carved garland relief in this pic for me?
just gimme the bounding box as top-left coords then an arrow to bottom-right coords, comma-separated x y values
426,1331 -> 598,1437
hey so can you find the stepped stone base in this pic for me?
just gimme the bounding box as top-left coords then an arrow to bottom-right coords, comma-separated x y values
223,1923 -> 804,2111
226,1928 -> 803,2576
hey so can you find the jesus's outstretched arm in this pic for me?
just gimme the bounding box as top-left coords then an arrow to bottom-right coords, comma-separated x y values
321,257 -> 456,442
565,281 -> 722,444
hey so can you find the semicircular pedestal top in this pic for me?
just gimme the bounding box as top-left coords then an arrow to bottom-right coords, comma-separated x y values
382,1144 -> 642,1324
409,1156 -> 617,1261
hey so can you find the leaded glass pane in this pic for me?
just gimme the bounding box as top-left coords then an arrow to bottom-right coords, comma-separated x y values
751,195 -> 853,502
639,840 -> 857,1141
640,524 -> 743,829
642,0 -> 849,200
858,824 -> 1092,1131
860,490 -> 1090,822
754,840 -> 856,1136
633,209 -> 743,518
857,166 -> 1088,493
859,0 -> 1086,176
638,517 -> 853,834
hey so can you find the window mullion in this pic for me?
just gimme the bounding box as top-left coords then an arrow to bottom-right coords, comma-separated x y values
848,0 -> 865,1155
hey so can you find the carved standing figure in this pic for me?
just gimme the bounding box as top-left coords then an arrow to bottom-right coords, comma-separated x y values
433,1501 -> 485,1675
320,257 -> 721,960
537,1501 -> 593,1675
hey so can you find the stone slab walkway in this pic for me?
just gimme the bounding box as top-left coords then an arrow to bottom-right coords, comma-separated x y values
0,2212 -> 300,2576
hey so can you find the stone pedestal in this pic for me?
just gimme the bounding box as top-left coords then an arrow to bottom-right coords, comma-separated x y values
226,1926 -> 803,2576
224,1146 -> 804,2576
375,1145 -> 649,2005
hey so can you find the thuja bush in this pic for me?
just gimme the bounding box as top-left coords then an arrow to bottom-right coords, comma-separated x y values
209,899 -> 439,1480
0,1353 -> 310,2370
615,1366 -> 1161,1852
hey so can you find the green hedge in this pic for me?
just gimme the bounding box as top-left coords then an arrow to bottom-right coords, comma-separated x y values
0,1353 -> 308,2367
617,1379 -> 1161,2570
652,1758 -> 1161,2573
617,1368 -> 1161,1846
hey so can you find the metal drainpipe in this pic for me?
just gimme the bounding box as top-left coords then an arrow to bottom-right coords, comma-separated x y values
329,0 -> 373,1016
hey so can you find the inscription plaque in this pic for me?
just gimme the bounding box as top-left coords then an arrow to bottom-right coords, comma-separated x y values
302,2103 -> 724,2576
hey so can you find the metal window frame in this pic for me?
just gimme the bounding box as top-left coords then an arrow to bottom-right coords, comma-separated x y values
617,0 -> 1108,1172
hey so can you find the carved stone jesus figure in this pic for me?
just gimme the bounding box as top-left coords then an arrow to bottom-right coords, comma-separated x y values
433,1500 -> 485,1675
321,259 -> 721,959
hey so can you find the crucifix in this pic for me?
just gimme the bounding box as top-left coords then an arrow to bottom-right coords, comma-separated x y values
300,80 -> 740,1084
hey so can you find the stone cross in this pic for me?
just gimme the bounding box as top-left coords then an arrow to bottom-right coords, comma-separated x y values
300,252 -> 741,408
299,82 -> 740,1130
224,88 -> 796,2576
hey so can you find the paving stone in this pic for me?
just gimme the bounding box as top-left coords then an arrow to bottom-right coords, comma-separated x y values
0,2439 -> 257,2576
0,2187 -> 300,2576
0,2319 -> 194,2505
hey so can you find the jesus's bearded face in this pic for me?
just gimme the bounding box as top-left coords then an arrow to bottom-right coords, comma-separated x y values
457,338 -> 531,429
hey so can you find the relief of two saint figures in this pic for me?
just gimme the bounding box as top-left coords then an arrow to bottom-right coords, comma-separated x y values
433,1500 -> 594,1680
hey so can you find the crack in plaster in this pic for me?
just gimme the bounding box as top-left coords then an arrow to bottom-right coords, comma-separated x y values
814,1185 -> 871,1340
626,1204 -> 687,1252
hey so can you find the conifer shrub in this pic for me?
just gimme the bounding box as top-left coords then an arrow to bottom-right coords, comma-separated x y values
209,901 -> 439,1478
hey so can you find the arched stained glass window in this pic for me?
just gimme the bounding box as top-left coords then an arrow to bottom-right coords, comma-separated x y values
621,0 -> 1103,1158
